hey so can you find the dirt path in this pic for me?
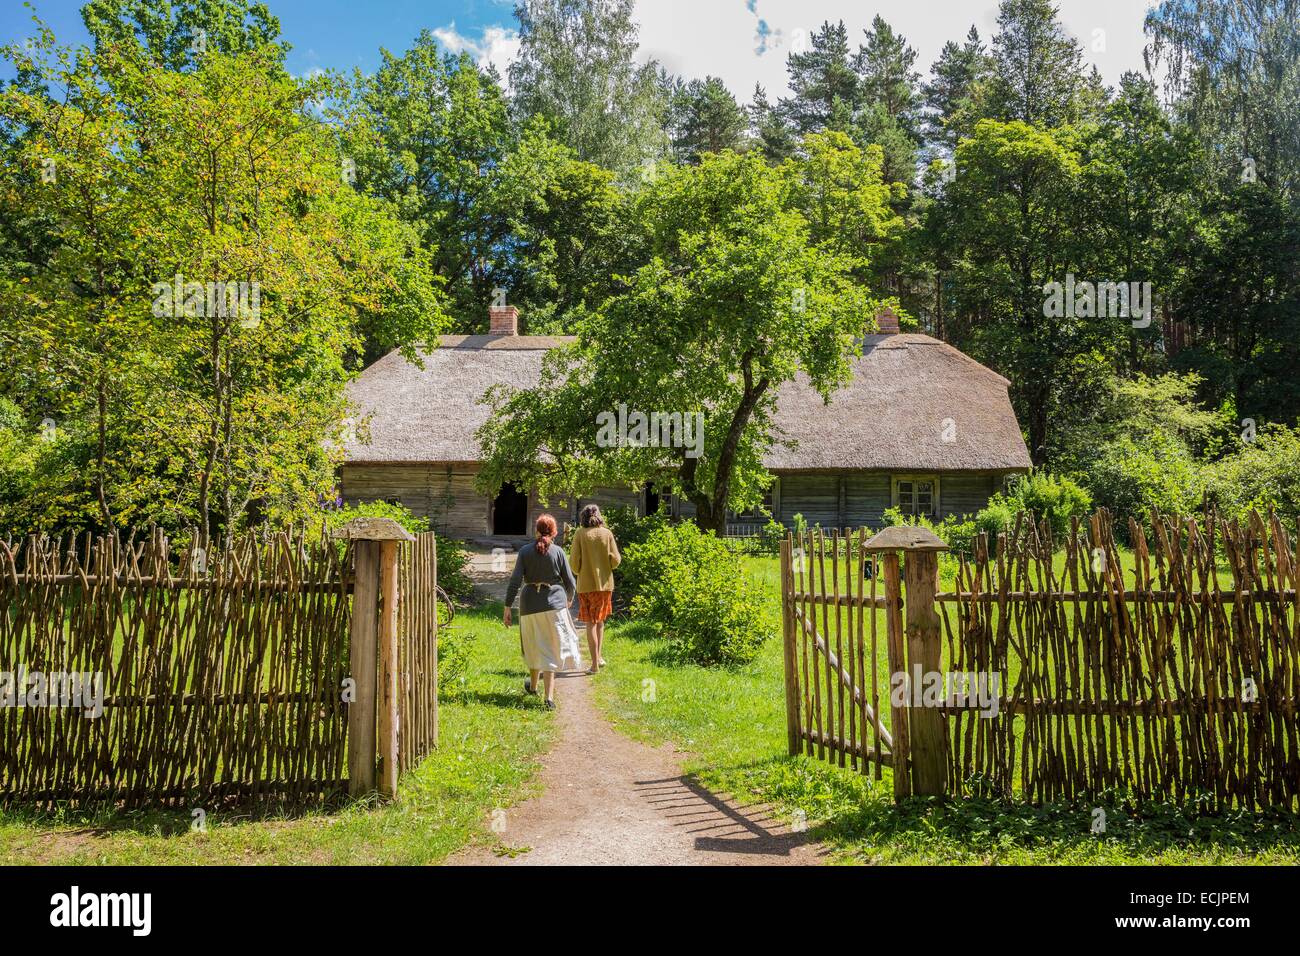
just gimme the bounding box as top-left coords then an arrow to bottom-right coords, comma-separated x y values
465,551 -> 512,604
450,669 -> 825,866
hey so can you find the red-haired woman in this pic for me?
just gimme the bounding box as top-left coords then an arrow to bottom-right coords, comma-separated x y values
503,513 -> 580,709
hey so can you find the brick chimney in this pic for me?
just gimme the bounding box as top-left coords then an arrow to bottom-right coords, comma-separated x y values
489,304 -> 519,335
875,306 -> 900,334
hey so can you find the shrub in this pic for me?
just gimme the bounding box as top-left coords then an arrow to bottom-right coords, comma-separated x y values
601,504 -> 670,603
0,398 -> 22,431
975,472 -> 1092,541
603,502 -> 669,552
1078,435 -> 1205,534
881,506 -> 978,556
623,521 -> 774,667
740,512 -> 786,554
1053,371 -> 1222,536
319,499 -> 474,602
1207,424 -> 1300,524
974,495 -> 1017,542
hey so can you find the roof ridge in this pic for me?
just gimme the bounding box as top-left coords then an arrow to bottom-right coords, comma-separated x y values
864,332 -> 1011,388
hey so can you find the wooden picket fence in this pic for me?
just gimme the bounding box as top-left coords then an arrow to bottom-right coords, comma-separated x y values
397,532 -> 438,772
781,510 -> 1300,810
0,520 -> 440,809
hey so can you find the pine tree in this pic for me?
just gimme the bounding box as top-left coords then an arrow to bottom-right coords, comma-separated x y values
748,84 -> 796,162
668,76 -> 747,163
981,0 -> 1088,127
779,20 -> 860,134
924,25 -> 992,150
854,16 -> 922,139
854,102 -> 917,189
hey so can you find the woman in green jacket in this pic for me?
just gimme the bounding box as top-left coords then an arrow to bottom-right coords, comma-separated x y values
569,504 -> 621,674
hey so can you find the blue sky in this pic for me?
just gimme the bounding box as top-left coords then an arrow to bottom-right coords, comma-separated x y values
3,1 -> 1154,95
3,0 -> 517,78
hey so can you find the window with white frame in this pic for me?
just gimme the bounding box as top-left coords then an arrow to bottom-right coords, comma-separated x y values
893,476 -> 938,517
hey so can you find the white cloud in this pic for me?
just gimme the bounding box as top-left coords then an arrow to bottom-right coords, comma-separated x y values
631,0 -> 1153,102
432,1 -> 1152,106
432,22 -> 521,84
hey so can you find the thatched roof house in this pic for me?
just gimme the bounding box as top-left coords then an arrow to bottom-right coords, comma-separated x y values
345,333 -> 573,466
341,306 -> 1031,541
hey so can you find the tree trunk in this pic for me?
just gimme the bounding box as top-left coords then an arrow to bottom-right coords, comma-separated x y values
691,497 -> 727,536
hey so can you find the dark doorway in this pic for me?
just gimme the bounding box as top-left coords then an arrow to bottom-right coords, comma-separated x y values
493,484 -> 529,536
644,483 -> 661,517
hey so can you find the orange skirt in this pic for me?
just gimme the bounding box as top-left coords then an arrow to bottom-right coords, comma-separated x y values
578,590 -> 613,624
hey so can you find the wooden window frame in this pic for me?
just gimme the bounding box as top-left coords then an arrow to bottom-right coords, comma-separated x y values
891,474 -> 941,518
727,480 -> 778,522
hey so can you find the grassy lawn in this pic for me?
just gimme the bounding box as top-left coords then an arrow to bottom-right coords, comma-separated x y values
592,553 -> 1300,865
0,607 -> 551,865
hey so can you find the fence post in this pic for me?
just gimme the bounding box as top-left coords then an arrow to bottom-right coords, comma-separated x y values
903,545 -> 946,796
865,525 -> 950,800
334,517 -> 414,799
780,536 -> 801,756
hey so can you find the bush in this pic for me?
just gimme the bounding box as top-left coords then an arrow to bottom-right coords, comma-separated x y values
1207,424 -> 1300,524
623,521 -> 774,667
319,498 -> 474,603
1077,434 -> 1205,534
600,504 -> 670,603
881,506 -> 979,556
975,472 -> 1092,541
602,502 -> 669,552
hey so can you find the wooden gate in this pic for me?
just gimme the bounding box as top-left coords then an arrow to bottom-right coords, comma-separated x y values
781,525 -> 951,799
782,512 -> 1300,809
396,532 -> 438,772
781,530 -> 894,778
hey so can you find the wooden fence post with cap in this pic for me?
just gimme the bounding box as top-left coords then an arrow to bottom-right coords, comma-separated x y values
864,524 -> 950,799
333,516 -> 415,799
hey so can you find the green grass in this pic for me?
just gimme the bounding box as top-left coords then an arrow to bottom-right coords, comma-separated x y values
0,606 -> 551,865
592,554 -> 1300,865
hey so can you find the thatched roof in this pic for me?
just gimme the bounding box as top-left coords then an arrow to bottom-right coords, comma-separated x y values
343,332 -> 1031,472
765,334 -> 1032,471
343,335 -> 574,465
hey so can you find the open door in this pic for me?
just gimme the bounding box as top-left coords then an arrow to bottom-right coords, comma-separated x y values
492,484 -> 529,536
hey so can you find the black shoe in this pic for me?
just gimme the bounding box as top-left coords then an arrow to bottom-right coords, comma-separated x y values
524,679 -> 536,695
544,699 -> 556,711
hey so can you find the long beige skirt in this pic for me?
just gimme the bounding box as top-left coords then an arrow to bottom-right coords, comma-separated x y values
519,608 -> 583,673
